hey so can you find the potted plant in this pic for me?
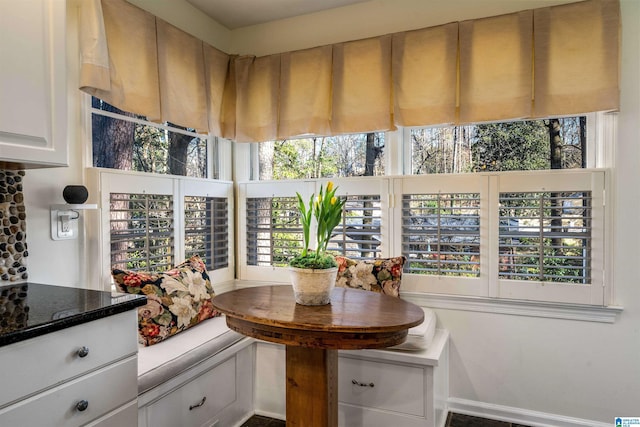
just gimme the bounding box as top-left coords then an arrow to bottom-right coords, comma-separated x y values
289,181 -> 345,305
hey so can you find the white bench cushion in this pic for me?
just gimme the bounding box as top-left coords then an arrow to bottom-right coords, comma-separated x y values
387,307 -> 436,351
137,315 -> 243,394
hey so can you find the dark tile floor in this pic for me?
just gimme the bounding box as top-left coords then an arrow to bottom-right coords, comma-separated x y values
241,415 -> 285,427
242,412 -> 532,426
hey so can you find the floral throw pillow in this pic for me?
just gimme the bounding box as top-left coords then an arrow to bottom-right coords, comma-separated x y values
335,256 -> 406,298
112,255 -> 221,346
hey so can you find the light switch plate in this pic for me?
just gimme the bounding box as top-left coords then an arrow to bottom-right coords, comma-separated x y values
50,208 -> 78,240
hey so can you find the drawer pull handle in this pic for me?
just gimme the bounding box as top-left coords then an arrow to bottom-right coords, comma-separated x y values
352,379 -> 375,388
189,396 -> 207,410
77,346 -> 90,358
75,400 -> 89,412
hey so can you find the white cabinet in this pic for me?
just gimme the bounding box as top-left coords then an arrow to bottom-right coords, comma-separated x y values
339,329 -> 450,427
138,342 -> 254,427
0,311 -> 139,427
253,329 -> 450,427
0,0 -> 68,168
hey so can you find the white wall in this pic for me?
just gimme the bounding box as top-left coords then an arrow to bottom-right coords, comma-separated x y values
229,0 -> 582,56
20,0 -> 640,422
127,0 -> 231,51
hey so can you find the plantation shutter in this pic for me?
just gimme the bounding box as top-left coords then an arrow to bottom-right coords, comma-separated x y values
109,193 -> 174,272
402,193 -> 481,276
246,196 -> 303,267
327,195 -> 383,260
184,196 -> 229,270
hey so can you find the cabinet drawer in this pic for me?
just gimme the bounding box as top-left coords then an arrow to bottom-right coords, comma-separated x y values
0,311 -> 137,407
86,400 -> 138,427
145,356 -> 237,427
338,356 -> 425,416
0,357 -> 137,427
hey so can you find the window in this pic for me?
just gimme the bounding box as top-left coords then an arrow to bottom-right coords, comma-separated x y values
238,115 -> 611,306
88,169 -> 234,290
327,195 -> 382,260
498,191 -> 592,284
91,97 -> 219,179
184,196 -> 229,270
88,95 -> 234,290
246,196 -> 302,267
257,133 -> 385,180
239,179 -> 389,282
409,117 -> 586,174
402,192 -> 480,277
110,192 -> 174,272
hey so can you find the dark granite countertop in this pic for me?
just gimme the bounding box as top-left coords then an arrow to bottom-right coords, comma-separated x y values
0,282 -> 146,347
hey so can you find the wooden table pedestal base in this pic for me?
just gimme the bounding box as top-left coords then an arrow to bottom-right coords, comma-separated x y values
286,346 -> 338,427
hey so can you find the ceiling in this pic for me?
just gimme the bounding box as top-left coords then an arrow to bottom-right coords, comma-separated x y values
185,0 -> 370,29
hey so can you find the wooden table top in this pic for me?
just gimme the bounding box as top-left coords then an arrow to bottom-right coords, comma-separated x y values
212,285 -> 425,349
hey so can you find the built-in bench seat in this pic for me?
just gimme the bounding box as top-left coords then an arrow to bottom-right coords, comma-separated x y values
136,305 -> 446,427
136,315 -> 255,427
137,307 -> 438,394
137,315 -> 244,394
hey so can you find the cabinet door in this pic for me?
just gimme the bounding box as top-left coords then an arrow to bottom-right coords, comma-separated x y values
144,356 -> 237,427
0,357 -> 137,427
0,0 -> 67,168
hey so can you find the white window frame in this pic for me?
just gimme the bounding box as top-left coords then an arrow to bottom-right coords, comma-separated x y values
86,168 -> 235,291
237,177 -> 391,282
392,170 -> 605,305
87,94 -> 226,181
393,174 -> 490,297
237,114 -> 620,319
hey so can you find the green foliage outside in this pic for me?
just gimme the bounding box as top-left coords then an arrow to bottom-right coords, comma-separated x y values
473,121 -> 550,171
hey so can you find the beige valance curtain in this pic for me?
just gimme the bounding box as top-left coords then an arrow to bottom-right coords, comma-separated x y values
81,0 -> 161,122
80,0 -> 620,143
459,11 -> 533,123
279,46 -> 332,139
204,45 -> 230,137
234,55 -> 281,143
534,0 -> 620,117
157,20 -> 208,132
79,0 -> 229,132
78,0 -> 110,94
332,36 -> 394,134
392,23 -> 458,127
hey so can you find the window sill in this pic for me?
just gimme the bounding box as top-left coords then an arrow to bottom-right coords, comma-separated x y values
401,292 -> 623,323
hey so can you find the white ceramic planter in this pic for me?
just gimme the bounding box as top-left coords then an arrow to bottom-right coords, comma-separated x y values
289,266 -> 338,305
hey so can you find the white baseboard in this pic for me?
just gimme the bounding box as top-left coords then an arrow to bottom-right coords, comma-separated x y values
448,398 -> 610,427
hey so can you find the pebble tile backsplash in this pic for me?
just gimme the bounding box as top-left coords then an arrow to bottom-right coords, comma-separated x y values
0,170 -> 28,284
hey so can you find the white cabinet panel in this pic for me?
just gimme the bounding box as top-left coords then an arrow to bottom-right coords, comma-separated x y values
0,357 -> 137,427
0,0 -> 67,168
86,400 -> 139,427
145,356 -> 237,427
0,311 -> 138,407
338,329 -> 450,427
0,309 -> 140,427
339,357 -> 426,416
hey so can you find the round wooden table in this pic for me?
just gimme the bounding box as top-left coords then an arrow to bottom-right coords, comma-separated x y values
211,285 -> 424,427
